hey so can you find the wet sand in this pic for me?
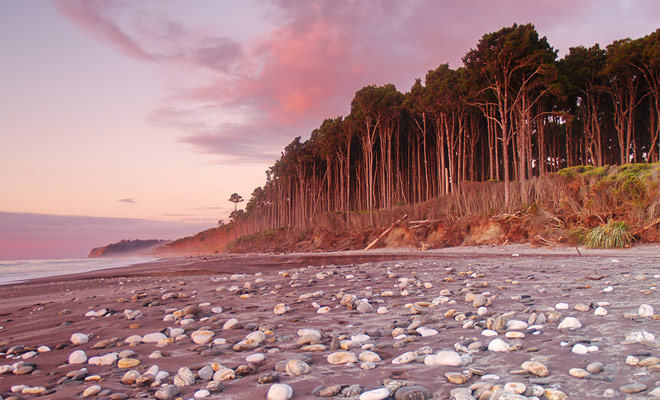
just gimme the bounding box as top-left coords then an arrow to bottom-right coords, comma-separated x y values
2,244 -> 660,399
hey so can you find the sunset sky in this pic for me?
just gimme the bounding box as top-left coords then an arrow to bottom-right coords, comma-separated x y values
1,0 -> 659,259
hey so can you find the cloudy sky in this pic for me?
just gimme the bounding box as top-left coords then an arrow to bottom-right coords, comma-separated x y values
1,0 -> 659,259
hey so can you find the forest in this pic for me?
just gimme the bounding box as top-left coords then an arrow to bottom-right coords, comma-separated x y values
228,24 -> 660,238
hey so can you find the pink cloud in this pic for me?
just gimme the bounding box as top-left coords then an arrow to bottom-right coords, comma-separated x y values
54,0 -> 153,61
55,0 -> 660,161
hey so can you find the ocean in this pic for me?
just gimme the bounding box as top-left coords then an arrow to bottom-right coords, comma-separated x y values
0,257 -> 159,285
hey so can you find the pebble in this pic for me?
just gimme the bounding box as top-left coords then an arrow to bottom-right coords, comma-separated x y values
625,330 -> 655,343
327,351 -> 358,364
521,360 -> 548,377
569,368 -> 589,378
586,361 -> 604,374
639,304 -> 655,317
572,344 -> 589,355
285,359 -> 310,376
143,332 -> 167,343
71,333 -> 89,345
155,384 -> 179,400
504,382 -> 526,394
82,385 -> 101,397
267,383 -> 293,400
117,358 -> 140,368
69,350 -> 88,364
359,351 -> 381,362
594,306 -> 608,316
191,330 -> 214,344
488,338 -> 510,352
394,385 -> 432,400
620,382 -> 648,394
427,350 -> 462,366
557,317 -> 582,330
359,387 -> 389,400
392,351 -> 417,364
246,353 -> 266,363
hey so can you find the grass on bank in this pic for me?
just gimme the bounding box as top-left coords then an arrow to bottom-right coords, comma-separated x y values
585,219 -> 634,249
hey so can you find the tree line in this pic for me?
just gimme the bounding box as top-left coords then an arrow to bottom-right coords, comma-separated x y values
231,24 -> 660,234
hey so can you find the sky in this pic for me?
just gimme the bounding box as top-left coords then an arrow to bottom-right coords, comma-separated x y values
1,0 -> 659,259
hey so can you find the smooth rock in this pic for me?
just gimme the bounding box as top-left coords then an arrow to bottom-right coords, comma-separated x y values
521,361 -> 548,377
507,320 -> 528,330
488,339 -> 510,352
327,351 -> 357,364
392,351 -> 417,365
71,333 -> 89,345
359,351 -> 381,363
267,383 -> 293,400
285,359 -> 310,376
625,330 -> 655,343
584,362 -> 602,375
504,382 -> 526,394
572,344 -> 589,355
155,385 -> 179,400
569,368 -> 589,378
394,385 -> 433,400
191,330 -> 214,345
557,317 -> 582,330
431,351 -> 462,366
359,387 -> 389,400
143,333 -> 167,343
620,382 -> 647,394
117,358 -> 140,368
69,350 -> 88,364
639,304 -> 654,317
274,303 -> 290,315
594,307 -> 608,316
174,367 -> 195,386
544,389 -> 568,400
83,385 -> 101,397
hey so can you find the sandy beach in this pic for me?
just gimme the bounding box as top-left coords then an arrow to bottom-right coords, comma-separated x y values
2,244 -> 660,399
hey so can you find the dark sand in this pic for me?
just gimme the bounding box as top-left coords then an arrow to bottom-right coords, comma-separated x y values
1,244 -> 660,399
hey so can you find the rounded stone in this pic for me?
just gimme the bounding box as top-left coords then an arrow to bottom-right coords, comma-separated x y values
69,350 -> 88,364
586,362 -> 603,374
191,330 -> 214,345
143,332 -> 167,343
327,351 -> 357,364
394,385 -> 432,400
83,385 -> 102,397
557,317 -> 582,330
71,333 -> 89,345
488,339 -> 510,352
359,387 -> 389,400
392,351 -> 417,365
117,358 -> 140,368
432,351 -> 462,366
359,351 -> 381,363
155,385 -> 179,400
285,359 -> 310,376
569,368 -> 589,378
639,304 -> 654,317
521,361 -> 548,377
619,382 -> 647,394
504,382 -> 526,394
267,383 -> 293,400
571,344 -> 588,355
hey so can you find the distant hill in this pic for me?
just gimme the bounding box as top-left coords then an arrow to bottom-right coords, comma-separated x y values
88,239 -> 169,258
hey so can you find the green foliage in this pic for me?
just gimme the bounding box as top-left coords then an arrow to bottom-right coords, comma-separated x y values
585,220 -> 634,248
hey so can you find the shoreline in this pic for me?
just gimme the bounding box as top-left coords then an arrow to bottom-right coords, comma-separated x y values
4,242 -> 658,288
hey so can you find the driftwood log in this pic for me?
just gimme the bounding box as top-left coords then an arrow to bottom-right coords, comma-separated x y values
364,214 -> 408,251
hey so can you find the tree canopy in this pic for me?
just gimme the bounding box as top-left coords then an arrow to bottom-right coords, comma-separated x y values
227,24 -> 660,236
